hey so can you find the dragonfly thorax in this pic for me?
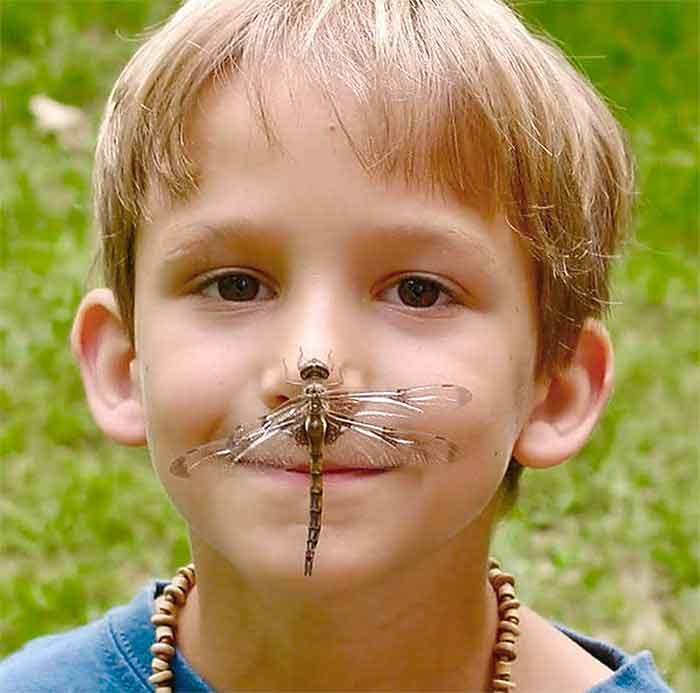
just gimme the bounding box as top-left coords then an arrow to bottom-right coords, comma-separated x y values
303,382 -> 327,396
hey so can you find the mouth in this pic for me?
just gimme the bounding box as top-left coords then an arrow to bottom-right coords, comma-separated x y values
244,459 -> 394,482
285,463 -> 390,474
285,467 -> 391,478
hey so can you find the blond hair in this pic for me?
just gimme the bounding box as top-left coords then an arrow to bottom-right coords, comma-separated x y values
94,0 -> 635,509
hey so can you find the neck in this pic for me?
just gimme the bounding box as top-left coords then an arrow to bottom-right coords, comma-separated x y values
178,537 -> 498,692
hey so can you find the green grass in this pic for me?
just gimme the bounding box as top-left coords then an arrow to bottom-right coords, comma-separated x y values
1,2 -> 698,690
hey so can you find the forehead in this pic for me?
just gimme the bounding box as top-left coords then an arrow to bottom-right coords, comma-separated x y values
182,66 -> 498,211
188,75 -> 365,182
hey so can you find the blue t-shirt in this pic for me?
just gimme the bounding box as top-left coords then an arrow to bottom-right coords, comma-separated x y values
0,581 -> 672,692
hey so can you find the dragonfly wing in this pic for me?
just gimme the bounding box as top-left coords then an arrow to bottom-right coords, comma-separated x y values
170,438 -> 232,478
323,412 -> 459,468
170,399 -> 310,478
222,425 -> 305,470
322,384 -> 471,420
257,393 -> 309,427
169,385 -> 469,477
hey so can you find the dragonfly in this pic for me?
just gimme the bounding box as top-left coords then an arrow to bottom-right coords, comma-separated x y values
170,349 -> 471,576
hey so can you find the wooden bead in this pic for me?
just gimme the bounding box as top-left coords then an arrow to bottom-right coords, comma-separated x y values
148,669 -> 174,684
487,558 -> 520,690
493,659 -> 512,677
151,657 -> 169,672
488,568 -> 503,584
498,621 -> 521,637
491,572 -> 515,589
501,608 -> 520,624
496,582 -> 516,601
177,564 -> 196,586
150,568 -> 197,692
151,642 -> 175,658
498,598 -> 520,615
155,596 -> 177,615
498,630 -> 517,644
494,641 -> 517,661
151,612 -> 177,627
156,625 -> 174,643
172,575 -> 191,593
163,584 -> 187,606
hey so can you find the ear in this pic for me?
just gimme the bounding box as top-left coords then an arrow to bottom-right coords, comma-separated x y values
71,288 -> 146,446
513,319 -> 614,469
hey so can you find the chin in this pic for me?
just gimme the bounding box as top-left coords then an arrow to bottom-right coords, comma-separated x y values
204,524 -> 404,596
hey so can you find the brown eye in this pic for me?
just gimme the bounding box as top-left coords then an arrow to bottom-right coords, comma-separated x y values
202,273 -> 266,301
219,274 -> 258,301
397,276 -> 444,307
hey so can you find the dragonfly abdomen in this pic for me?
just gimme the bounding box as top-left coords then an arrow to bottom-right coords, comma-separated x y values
305,456 -> 323,576
304,407 -> 327,576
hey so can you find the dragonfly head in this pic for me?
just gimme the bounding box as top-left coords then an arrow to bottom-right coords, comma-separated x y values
296,347 -> 335,382
299,358 -> 331,382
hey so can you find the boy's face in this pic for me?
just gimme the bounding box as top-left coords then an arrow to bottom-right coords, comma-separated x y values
132,78 -> 542,585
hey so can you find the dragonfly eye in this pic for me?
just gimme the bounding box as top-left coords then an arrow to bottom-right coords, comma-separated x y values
300,363 -> 331,381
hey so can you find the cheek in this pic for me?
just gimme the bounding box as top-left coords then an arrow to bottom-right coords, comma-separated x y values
138,337 -> 240,465
440,351 -> 533,504
136,336 -> 257,542
389,371 -> 528,552
443,400 -> 515,516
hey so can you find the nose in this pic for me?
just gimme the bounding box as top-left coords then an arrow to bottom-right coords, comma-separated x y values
257,283 -> 369,411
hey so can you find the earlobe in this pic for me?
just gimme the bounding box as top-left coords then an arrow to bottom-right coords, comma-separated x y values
71,288 -> 146,446
513,319 -> 614,469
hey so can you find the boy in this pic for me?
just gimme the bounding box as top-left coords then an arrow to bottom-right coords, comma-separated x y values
0,1 -> 672,691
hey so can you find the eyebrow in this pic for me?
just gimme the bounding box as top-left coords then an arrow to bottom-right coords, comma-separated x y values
160,216 -> 497,266
161,218 -> 278,261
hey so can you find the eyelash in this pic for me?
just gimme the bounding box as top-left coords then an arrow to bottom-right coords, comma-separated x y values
194,270 -> 461,310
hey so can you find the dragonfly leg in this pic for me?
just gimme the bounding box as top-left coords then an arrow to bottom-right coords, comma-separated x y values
304,464 -> 323,576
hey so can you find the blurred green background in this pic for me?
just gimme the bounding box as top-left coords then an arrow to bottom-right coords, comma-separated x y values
1,1 -> 698,689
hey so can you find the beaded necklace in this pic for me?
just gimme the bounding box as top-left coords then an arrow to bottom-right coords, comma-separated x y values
149,559 -> 520,693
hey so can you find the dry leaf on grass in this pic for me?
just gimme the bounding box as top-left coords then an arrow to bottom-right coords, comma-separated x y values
29,94 -> 91,151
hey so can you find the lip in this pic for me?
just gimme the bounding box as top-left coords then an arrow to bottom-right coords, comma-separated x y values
245,463 -> 394,484
287,464 -> 386,473
288,468 -> 389,476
